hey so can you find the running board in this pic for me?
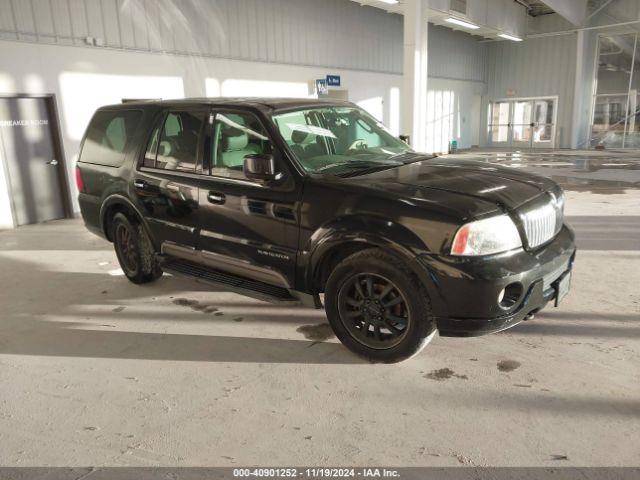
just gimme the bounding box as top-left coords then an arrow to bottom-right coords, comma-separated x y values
159,256 -> 301,305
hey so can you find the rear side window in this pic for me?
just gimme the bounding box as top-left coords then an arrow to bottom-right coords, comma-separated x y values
80,110 -> 142,167
147,111 -> 205,172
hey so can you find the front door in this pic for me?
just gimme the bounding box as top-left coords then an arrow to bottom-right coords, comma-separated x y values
0,97 -> 66,226
531,98 -> 556,148
196,109 -> 300,289
488,100 -> 511,148
135,109 -> 206,253
510,100 -> 533,148
488,97 -> 557,149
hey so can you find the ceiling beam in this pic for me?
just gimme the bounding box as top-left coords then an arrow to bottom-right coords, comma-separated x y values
538,0 -> 589,26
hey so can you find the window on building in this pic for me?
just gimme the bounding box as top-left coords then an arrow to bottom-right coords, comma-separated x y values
591,33 -> 640,148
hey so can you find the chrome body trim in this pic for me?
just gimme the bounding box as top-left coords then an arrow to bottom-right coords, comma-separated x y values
161,240 -> 291,289
162,241 -> 199,261
147,217 -> 196,233
200,228 -> 296,257
200,249 -> 291,288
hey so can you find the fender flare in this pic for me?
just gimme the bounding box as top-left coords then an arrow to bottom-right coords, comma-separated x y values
304,215 -> 448,315
99,194 -> 155,246
302,215 -> 445,311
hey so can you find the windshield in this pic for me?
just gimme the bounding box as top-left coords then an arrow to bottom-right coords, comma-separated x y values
272,106 -> 413,175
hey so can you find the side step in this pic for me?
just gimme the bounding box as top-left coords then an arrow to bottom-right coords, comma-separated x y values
159,256 -> 301,305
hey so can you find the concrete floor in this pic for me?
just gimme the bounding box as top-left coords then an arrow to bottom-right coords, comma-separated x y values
0,150 -> 639,467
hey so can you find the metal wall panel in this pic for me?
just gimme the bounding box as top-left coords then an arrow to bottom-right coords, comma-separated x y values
32,0 -> 56,37
67,0 -> 88,39
84,0 -> 105,41
0,0 -> 404,73
428,25 -> 487,83
12,0 -> 37,42
0,0 -> 17,40
50,0 -> 74,44
0,0 -> 487,80
485,34 -> 578,147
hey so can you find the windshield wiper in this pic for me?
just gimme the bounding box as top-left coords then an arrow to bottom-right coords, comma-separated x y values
396,152 -> 437,164
315,160 -> 400,173
337,163 -> 401,178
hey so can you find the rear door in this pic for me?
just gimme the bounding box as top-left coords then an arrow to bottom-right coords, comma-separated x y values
196,109 -> 300,289
135,108 -> 207,255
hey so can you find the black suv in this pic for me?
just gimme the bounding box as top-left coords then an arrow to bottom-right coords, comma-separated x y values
77,98 -> 575,362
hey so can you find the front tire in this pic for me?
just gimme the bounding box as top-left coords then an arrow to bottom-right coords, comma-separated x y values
325,248 -> 436,363
111,213 -> 162,284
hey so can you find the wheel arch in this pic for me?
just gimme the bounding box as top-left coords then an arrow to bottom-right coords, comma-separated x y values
305,215 -> 433,294
100,195 -> 154,246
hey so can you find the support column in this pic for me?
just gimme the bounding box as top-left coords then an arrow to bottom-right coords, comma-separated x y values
571,30 -> 586,149
402,0 -> 429,152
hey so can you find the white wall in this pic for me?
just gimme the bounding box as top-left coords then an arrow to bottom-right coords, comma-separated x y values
0,7 -> 489,227
0,39 -> 408,226
0,135 -> 13,228
426,78 -> 486,153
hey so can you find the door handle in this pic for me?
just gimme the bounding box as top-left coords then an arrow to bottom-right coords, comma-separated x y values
207,191 -> 226,204
133,179 -> 147,190
47,159 -> 58,166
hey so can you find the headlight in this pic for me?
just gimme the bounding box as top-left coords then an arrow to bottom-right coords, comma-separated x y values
450,215 -> 522,256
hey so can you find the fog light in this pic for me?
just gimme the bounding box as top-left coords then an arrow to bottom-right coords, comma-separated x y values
498,283 -> 524,309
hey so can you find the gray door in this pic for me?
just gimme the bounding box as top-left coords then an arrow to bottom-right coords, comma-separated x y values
0,97 -> 65,226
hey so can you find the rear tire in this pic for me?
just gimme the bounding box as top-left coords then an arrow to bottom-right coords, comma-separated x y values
325,248 -> 436,363
111,212 -> 162,284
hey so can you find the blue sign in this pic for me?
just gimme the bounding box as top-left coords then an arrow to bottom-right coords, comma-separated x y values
315,79 -> 328,95
326,75 -> 341,87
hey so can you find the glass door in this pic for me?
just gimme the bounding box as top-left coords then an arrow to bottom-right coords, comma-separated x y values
532,99 -> 555,147
511,100 -> 533,148
488,101 -> 511,147
489,98 -> 556,149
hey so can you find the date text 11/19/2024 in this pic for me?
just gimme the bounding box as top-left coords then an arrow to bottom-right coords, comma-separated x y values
232,468 -> 400,478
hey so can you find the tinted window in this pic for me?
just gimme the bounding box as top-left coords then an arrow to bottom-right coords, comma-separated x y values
209,111 -> 272,179
143,121 -> 161,168
155,111 -> 204,172
80,110 -> 142,167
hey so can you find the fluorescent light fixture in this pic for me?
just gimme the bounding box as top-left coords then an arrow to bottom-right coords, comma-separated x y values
499,33 -> 523,42
445,17 -> 480,30
377,0 -> 399,3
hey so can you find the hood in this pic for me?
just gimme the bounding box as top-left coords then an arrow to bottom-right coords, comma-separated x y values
347,155 -> 557,211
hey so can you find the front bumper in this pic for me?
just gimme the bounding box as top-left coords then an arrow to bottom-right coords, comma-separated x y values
417,224 -> 576,337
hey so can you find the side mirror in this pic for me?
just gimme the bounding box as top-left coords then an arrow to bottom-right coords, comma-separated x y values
243,154 -> 277,182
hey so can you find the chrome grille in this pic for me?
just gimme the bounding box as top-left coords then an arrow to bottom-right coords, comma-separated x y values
519,193 -> 564,249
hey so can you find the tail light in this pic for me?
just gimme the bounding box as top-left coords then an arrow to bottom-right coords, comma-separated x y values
75,166 -> 85,193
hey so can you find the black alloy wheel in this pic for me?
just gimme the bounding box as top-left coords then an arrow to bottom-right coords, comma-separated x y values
337,273 -> 410,349
115,222 -> 139,275
325,248 -> 436,363
111,212 -> 162,284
